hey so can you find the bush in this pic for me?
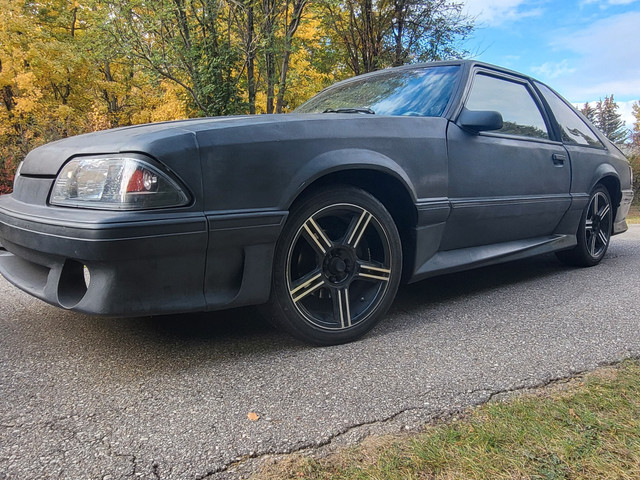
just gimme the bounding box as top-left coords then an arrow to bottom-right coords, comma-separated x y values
629,153 -> 640,205
0,156 -> 18,195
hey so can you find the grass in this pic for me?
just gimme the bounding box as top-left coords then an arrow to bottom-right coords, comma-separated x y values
627,204 -> 640,224
254,360 -> 640,480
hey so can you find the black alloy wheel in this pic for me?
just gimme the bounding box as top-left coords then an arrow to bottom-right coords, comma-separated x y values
268,186 -> 402,345
557,184 -> 613,267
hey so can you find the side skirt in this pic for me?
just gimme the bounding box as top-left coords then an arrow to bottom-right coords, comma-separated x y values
408,234 -> 577,283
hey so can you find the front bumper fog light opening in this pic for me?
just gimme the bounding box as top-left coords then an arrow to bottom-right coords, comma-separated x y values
57,260 -> 90,309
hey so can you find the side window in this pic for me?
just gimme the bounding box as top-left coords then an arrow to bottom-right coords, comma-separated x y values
535,82 -> 604,148
465,74 -> 549,140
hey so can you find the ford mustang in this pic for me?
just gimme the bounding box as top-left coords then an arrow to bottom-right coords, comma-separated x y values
0,61 -> 633,345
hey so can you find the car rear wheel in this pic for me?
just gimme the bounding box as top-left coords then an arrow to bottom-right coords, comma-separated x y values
268,186 -> 402,345
556,184 -> 613,267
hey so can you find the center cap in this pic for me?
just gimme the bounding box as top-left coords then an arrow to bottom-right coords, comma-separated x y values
323,247 -> 356,283
329,257 -> 347,275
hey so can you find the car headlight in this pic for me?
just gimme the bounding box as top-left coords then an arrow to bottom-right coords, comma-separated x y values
50,156 -> 190,210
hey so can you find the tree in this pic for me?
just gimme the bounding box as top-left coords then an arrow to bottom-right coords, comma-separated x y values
105,0 -> 246,117
596,95 -> 627,143
321,0 -> 473,76
629,101 -> 640,200
275,0 -> 308,112
581,95 -> 627,144
631,101 -> 640,148
580,102 -> 596,124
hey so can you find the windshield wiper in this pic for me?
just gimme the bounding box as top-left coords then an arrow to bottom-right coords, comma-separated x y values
323,107 -> 375,115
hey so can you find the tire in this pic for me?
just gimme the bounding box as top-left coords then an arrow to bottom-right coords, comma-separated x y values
267,186 -> 402,345
556,184 -> 613,267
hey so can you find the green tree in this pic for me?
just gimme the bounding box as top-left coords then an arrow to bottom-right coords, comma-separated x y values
105,0 -> 246,117
580,102 -> 596,124
592,95 -> 627,144
321,0 -> 473,76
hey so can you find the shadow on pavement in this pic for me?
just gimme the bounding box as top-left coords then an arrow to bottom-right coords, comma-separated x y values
13,252 -> 574,373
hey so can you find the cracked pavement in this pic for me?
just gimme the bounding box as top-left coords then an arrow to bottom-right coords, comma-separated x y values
1,225 -> 639,479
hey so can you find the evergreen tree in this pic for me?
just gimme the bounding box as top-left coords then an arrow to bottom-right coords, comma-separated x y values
594,95 -> 627,144
580,102 -> 596,123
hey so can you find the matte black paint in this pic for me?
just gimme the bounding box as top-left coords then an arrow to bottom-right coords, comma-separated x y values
0,61 -> 633,318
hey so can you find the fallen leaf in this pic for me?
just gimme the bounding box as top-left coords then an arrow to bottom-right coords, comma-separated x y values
247,412 -> 260,421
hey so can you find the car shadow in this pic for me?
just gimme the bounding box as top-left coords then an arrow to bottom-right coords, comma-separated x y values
36,252 -> 575,371
371,252 -> 573,337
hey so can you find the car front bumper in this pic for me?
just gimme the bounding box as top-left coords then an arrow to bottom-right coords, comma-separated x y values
0,193 -> 209,317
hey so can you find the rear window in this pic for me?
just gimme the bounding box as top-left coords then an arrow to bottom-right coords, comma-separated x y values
535,82 -> 604,148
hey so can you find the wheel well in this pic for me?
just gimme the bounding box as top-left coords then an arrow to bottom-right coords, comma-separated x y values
292,169 -> 417,281
598,176 -> 621,215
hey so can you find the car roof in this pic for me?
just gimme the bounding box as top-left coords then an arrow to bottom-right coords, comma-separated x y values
368,59 -> 535,82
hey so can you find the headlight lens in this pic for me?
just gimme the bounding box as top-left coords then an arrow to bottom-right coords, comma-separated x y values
50,156 -> 189,210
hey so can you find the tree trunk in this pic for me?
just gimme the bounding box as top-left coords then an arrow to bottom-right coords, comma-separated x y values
246,4 -> 256,114
275,0 -> 307,113
263,0 -> 276,114
392,0 -> 404,66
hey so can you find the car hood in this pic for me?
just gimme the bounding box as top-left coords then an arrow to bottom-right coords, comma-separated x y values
18,115 -> 319,176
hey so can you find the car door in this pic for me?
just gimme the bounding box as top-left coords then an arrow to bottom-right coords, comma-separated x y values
441,70 -> 572,250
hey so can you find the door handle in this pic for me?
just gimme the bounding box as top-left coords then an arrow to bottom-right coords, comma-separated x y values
552,153 -> 566,166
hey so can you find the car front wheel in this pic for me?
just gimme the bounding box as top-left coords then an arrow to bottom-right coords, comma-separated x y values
557,184 -> 613,267
268,186 -> 402,345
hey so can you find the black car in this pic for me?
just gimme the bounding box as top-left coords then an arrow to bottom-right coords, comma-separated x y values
0,61 -> 633,345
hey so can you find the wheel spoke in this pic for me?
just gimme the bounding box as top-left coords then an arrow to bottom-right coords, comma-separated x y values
346,209 -> 372,248
331,287 -> 352,329
290,270 -> 324,303
592,194 -> 598,218
302,217 -> 332,254
358,261 -> 391,282
589,233 -> 597,256
585,220 -> 593,233
598,230 -> 608,246
598,203 -> 611,220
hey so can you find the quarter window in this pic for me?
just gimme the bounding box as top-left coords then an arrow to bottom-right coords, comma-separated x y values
466,74 -> 549,140
535,82 -> 604,148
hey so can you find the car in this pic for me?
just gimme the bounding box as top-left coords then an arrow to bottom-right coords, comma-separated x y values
0,60 -> 634,345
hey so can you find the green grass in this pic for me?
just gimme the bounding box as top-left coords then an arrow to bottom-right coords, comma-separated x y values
254,360 -> 640,480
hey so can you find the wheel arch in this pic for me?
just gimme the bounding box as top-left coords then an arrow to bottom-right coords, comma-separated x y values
284,153 -> 419,282
593,169 -> 622,215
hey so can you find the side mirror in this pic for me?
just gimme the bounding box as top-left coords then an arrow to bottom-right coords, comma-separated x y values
457,108 -> 503,134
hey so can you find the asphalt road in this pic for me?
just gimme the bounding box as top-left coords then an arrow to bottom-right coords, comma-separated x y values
1,226 -> 639,479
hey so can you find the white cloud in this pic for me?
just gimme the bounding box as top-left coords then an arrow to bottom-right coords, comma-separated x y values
617,100 -> 638,132
580,0 -> 638,7
463,0 -> 544,26
534,12 -> 640,102
531,60 -> 576,79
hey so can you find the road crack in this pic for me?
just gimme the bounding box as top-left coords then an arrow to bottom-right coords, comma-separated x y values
199,357 -> 639,479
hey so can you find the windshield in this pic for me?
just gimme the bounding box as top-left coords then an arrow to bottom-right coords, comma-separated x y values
295,65 -> 460,117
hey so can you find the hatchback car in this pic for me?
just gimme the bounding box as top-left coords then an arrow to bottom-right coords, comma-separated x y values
0,61 -> 633,345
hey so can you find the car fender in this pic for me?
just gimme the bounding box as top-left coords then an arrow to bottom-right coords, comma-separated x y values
590,163 -> 620,195
282,148 -> 417,209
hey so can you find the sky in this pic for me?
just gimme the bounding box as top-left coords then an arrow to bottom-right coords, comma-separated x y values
461,0 -> 640,133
